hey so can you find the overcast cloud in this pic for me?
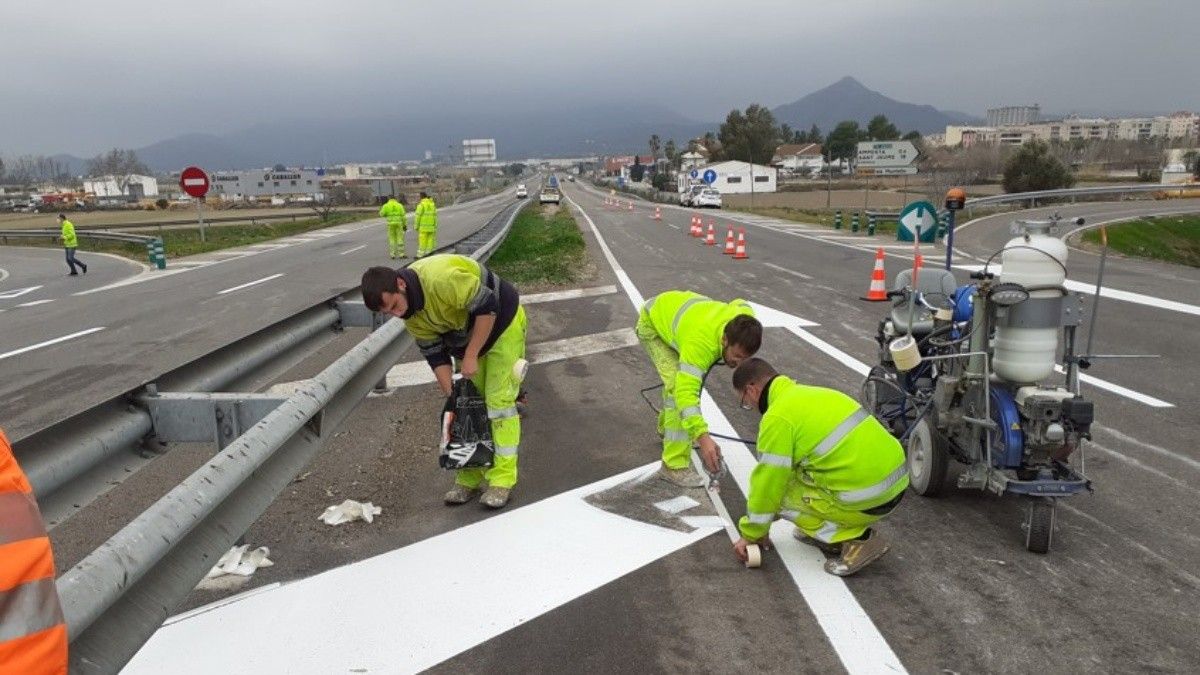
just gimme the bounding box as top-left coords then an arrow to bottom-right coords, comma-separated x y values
2,0 -> 1196,156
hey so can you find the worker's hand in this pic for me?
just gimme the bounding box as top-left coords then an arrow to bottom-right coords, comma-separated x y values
733,537 -> 770,563
460,354 -> 479,379
697,434 -> 722,474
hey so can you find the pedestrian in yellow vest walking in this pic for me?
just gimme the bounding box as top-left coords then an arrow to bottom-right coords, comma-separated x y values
414,191 -> 438,257
58,214 -> 88,275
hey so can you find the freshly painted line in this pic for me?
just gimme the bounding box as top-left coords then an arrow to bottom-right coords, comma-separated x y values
1060,279 -> 1200,318
338,244 -> 368,255
565,191 -> 906,674
385,327 -> 638,388
0,327 -> 106,361
123,463 -> 720,674
1093,423 -> 1200,473
521,285 -> 617,304
787,326 -> 872,377
666,223 -> 680,229
0,285 -> 43,299
763,261 -> 813,280
15,299 -> 55,308
1052,365 -> 1172,408
217,273 -> 285,296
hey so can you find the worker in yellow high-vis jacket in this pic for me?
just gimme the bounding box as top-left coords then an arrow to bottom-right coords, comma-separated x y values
361,255 -> 526,508
379,196 -> 408,259
58,214 -> 87,275
731,358 -> 908,576
637,290 -> 762,487
414,191 -> 438,257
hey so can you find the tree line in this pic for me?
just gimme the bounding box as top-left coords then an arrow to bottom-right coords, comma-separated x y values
0,147 -> 153,185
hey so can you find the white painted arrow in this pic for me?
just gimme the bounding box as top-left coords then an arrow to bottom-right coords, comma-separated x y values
0,285 -> 43,300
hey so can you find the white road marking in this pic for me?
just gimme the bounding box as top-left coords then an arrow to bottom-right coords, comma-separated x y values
1060,503 -> 1200,590
385,327 -> 638,388
1093,423 -> 1200,473
0,327 -> 106,361
763,261 -> 813,280
0,267 -> 8,283
15,299 -> 55,307
666,223 -> 680,230
1052,365 -> 1172,408
0,285 -> 43,299
123,463 -> 720,674
522,285 -> 617,304
566,192 -> 907,674
338,244 -> 368,255
217,273 -> 285,296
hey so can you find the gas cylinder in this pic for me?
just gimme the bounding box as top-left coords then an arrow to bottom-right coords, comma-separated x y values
992,221 -> 1067,383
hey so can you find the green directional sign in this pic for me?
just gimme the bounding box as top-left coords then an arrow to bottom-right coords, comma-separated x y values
897,200 -> 939,243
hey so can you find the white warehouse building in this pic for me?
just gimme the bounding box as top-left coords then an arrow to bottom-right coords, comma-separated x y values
208,169 -> 324,201
701,160 -> 777,195
83,174 -> 159,200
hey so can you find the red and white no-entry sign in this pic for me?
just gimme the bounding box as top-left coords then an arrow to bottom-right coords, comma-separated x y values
179,166 -> 210,198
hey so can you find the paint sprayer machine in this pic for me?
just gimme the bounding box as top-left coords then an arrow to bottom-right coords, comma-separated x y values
862,212 -> 1139,553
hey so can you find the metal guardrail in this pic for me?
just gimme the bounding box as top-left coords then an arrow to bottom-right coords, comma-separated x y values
963,183 -> 1192,209
32,199 -> 528,672
0,228 -> 157,245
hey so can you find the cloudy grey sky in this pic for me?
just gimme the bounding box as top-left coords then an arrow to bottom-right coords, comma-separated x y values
2,0 -> 1196,156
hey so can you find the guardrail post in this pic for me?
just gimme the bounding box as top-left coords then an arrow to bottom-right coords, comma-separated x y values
153,238 -> 166,269
834,210 -> 842,229
851,212 -> 860,233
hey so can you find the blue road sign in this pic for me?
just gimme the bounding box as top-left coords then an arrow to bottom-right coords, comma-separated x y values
702,169 -> 717,185
316,167 -> 326,176
689,169 -> 699,179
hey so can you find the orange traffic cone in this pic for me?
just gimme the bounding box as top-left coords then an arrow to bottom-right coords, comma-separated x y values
691,216 -> 701,237
627,200 -> 633,211
733,228 -> 748,259
704,223 -> 716,245
861,248 -> 888,301
723,225 -> 736,254
654,206 -> 662,221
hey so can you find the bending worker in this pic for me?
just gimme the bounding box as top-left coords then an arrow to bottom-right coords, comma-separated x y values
361,254 -> 526,508
731,358 -> 908,576
637,290 -> 762,487
379,196 -> 408,259
414,191 -> 438,258
1,427 -> 68,674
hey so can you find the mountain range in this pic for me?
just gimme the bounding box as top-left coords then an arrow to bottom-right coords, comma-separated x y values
55,77 -> 992,170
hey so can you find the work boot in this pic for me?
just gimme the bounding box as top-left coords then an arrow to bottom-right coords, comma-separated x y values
443,484 -> 480,505
792,527 -> 841,555
480,486 -> 511,509
824,529 -> 890,577
656,464 -> 706,488
81,263 -> 88,274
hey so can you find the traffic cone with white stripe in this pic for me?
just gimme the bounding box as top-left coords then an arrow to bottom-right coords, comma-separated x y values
627,200 -> 633,211
654,206 -> 661,221
861,247 -> 888,301
691,215 -> 701,237
704,223 -> 716,245
723,225 -> 736,254
733,228 -> 748,259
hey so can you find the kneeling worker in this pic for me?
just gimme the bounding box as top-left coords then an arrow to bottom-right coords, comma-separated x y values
731,358 -> 907,576
637,290 -> 762,486
362,254 -> 526,508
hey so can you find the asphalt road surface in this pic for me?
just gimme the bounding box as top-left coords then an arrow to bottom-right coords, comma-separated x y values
117,182 -> 1199,673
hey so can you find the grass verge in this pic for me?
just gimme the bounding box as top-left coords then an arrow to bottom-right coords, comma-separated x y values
735,206 -> 900,235
1,212 -> 370,263
1082,215 -> 1200,267
487,204 -> 588,286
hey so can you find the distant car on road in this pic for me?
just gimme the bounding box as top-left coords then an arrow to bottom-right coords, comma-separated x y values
679,184 -> 706,206
692,188 -> 722,209
516,184 -> 528,199
539,187 -> 561,205
567,175 -> 576,182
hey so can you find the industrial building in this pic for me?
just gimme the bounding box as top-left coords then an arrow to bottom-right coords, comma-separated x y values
83,174 -> 159,201
208,169 -> 324,202
462,139 -> 497,164
696,161 -> 777,194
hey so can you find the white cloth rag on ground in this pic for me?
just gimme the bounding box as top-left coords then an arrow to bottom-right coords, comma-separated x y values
204,545 -> 275,579
319,499 -> 383,525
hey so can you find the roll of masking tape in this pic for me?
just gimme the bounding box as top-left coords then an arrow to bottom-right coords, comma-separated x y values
889,335 -> 921,372
934,307 -> 954,322
512,358 -> 528,383
745,543 -> 762,568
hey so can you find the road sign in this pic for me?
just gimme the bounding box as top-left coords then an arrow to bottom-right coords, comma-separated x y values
179,166 -> 210,198
856,141 -> 918,168
897,200 -> 939,243
856,166 -> 918,176
689,169 -> 699,179
702,169 -> 717,185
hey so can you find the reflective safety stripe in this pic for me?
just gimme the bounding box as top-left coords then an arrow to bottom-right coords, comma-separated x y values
487,406 -> 519,420
679,405 -> 702,419
678,362 -> 705,379
642,297 -> 656,315
466,285 -> 494,313
670,296 -> 708,340
779,509 -> 801,521
807,409 -> 870,462
746,512 -> 776,525
663,429 -> 690,442
494,445 -> 519,457
0,491 -> 45,546
417,339 -> 444,356
0,577 -> 64,642
662,395 -> 676,409
839,463 -> 908,504
758,452 -> 792,468
814,520 -> 840,543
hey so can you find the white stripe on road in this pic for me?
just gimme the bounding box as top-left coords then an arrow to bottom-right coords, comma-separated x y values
0,285 -> 43,299
0,327 -> 106,361
763,261 -> 813,280
217,273 -> 284,295
522,285 -> 617,304
384,327 -> 638,388
565,192 -> 906,675
1052,365 -> 1173,408
15,299 -> 55,308
338,244 -> 368,255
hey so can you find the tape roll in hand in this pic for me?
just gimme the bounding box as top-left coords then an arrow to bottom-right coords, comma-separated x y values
745,543 -> 762,568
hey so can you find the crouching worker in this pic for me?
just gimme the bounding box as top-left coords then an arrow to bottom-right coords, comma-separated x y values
637,290 -> 762,487
731,358 -> 907,576
362,254 -> 527,508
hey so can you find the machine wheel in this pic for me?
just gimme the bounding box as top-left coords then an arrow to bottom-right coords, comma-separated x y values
906,417 -> 948,497
1025,498 -> 1056,554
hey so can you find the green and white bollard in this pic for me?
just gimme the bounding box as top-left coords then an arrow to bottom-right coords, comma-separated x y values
851,212 -> 860,233
834,210 -> 843,230
868,213 -> 877,236
152,238 -> 166,269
